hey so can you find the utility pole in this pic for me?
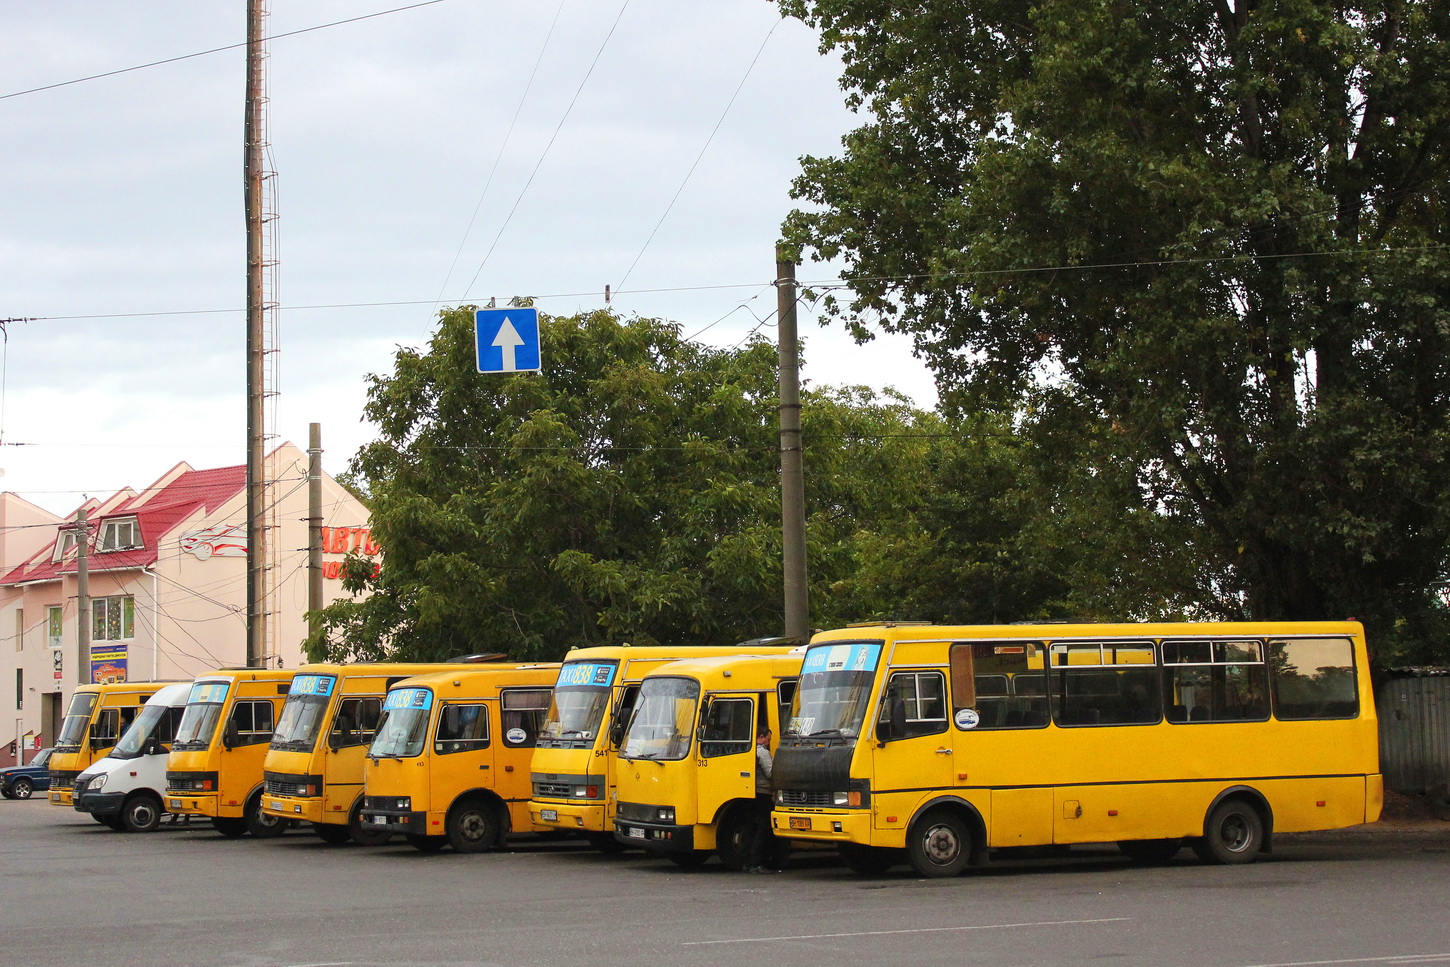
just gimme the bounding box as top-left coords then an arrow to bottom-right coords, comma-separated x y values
775,252 -> 809,638
74,505 -> 90,686
307,423 -> 323,641
244,0 -> 266,668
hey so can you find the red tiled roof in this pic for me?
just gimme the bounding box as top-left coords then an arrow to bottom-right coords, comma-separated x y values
0,463 -> 246,586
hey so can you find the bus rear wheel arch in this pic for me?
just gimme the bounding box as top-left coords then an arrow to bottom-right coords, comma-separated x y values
1194,795 -> 1268,865
447,795 -> 504,853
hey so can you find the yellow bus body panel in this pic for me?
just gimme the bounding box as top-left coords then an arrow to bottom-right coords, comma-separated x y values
48,682 -> 173,806
260,662 -> 479,827
771,621 -> 1382,853
166,669 -> 296,820
361,664 -> 559,841
529,645 -> 800,837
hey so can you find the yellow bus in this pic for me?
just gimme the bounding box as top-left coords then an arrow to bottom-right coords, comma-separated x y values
529,641 -> 800,850
614,653 -> 802,869
166,669 -> 296,838
48,681 -> 173,808
770,621 -> 1382,877
261,662 -> 477,844
358,663 -> 558,852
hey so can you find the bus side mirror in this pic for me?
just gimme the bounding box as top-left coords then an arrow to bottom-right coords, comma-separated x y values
222,722 -> 238,750
609,719 -> 626,748
876,698 -> 907,744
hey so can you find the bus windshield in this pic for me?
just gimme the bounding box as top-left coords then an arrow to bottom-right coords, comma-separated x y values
786,642 -> 883,739
621,677 -> 699,761
270,675 -> 338,752
539,661 -> 618,749
371,688 -> 433,759
112,701 -> 171,759
56,692 -> 99,750
173,682 -> 231,751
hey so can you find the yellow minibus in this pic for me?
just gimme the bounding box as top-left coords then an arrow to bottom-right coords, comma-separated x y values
359,663 -> 558,852
614,653 -> 802,868
48,681 -> 173,808
166,669 -> 296,837
261,662 -> 476,844
771,621 -> 1382,877
529,641 -> 799,850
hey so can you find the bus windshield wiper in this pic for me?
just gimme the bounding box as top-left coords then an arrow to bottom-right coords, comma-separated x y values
807,728 -> 846,737
368,752 -> 402,761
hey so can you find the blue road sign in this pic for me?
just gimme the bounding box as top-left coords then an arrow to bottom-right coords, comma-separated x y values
475,308 -> 541,373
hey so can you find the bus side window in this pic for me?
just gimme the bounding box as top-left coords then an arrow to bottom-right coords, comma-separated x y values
92,708 -> 120,746
878,671 -> 947,739
1051,640 -> 1158,727
700,698 -> 754,757
331,698 -> 382,749
950,642 -> 1048,729
1163,639 -> 1270,723
501,689 -> 551,747
230,700 -> 275,745
436,703 -> 489,754
1269,637 -> 1358,720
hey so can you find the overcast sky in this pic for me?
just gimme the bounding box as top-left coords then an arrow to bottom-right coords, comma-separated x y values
0,0 -> 935,517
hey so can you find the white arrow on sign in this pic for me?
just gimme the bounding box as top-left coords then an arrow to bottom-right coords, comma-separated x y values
492,316 -> 526,372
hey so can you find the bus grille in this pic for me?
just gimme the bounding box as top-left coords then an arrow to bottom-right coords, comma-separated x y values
167,772 -> 217,793
615,801 -> 659,822
265,776 -> 311,797
776,789 -> 835,808
533,781 -> 571,798
50,772 -> 77,790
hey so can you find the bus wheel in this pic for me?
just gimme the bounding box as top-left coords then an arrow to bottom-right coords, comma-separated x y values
1117,838 -> 1183,865
715,807 -> 751,871
1195,799 -> 1265,865
907,809 -> 972,878
350,802 -> 392,847
212,817 -> 248,838
245,794 -> 287,839
446,799 -> 499,853
120,793 -> 163,833
668,851 -> 710,870
12,778 -> 34,799
408,834 -> 447,852
587,832 -> 627,854
313,822 -> 353,845
839,843 -> 897,876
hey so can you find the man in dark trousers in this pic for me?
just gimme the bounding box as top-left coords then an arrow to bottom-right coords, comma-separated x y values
746,727 -> 779,872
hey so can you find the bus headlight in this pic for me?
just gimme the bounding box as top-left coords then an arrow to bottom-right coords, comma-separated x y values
655,807 -> 674,823
572,785 -> 599,799
832,791 -> 863,807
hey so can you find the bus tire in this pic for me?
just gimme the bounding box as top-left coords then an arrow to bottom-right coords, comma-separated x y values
313,821 -> 352,845
1195,799 -> 1265,865
212,817 -> 248,838
1117,838 -> 1182,865
408,834 -> 447,852
907,808 -> 972,878
839,843 -> 897,876
120,793 -> 163,833
715,806 -> 751,871
446,798 -> 499,853
12,777 -> 34,799
350,801 -> 392,847
245,794 -> 287,839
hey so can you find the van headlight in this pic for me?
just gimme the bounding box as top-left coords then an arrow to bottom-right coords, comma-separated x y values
88,774 -> 107,791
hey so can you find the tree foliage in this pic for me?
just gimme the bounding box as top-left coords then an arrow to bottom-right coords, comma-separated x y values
308,309 -> 1069,663
780,0 -> 1450,663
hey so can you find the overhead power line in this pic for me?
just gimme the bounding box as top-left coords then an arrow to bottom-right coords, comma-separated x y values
0,1 -> 451,101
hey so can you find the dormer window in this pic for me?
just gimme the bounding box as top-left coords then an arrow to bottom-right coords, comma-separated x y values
99,518 -> 142,552
51,528 -> 78,563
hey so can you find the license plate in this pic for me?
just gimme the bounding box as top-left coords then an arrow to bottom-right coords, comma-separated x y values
627,826 -> 645,839
541,809 -> 558,822
789,817 -> 812,831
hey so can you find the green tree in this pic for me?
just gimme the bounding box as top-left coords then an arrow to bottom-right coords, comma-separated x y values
780,0 -> 1450,664
310,308 -> 1058,662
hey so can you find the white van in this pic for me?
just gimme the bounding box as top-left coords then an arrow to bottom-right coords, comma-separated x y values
73,681 -> 191,832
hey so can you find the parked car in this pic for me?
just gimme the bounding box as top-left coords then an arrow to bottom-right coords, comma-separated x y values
1,748 -> 55,800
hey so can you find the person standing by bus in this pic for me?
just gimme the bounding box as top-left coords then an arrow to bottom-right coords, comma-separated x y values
746,728 -> 778,873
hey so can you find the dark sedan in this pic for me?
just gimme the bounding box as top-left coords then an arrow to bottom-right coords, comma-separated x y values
1,748 -> 55,800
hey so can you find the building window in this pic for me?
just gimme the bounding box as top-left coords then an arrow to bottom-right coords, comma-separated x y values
15,668 -> 22,710
13,609 -> 21,652
48,607 -> 63,649
51,528 -> 78,563
99,518 -> 141,552
92,596 -> 135,641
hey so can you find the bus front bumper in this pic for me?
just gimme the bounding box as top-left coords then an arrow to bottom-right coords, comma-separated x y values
360,797 -> 429,834
166,793 -> 221,818
49,788 -> 75,806
771,809 -> 873,844
262,794 -> 324,824
531,800 -> 607,833
614,818 -> 695,852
